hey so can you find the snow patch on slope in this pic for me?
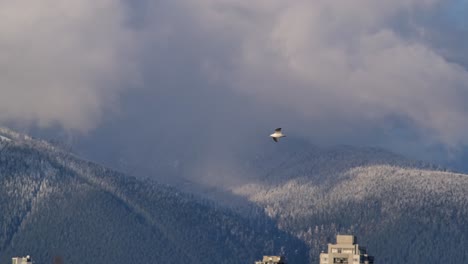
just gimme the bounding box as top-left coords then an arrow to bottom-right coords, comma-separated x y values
232,165 -> 468,220
0,135 -> 11,142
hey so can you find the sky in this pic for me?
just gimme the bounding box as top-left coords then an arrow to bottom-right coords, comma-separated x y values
1,0 -> 468,179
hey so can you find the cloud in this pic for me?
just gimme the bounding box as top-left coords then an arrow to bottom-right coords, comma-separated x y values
3,0 -> 468,171
140,0 -> 468,149
0,0 -> 136,132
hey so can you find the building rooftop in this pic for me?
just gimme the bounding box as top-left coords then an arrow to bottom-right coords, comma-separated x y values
255,255 -> 287,264
336,235 -> 356,245
320,235 -> 374,264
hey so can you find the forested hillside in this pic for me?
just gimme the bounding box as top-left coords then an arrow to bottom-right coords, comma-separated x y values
0,128 -> 308,264
230,141 -> 468,263
3,127 -> 467,264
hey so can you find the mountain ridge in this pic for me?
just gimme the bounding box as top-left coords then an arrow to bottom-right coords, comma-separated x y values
3,127 -> 468,263
229,149 -> 468,263
0,127 -> 309,264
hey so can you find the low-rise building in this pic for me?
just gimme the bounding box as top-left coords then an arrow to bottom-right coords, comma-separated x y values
255,255 -> 287,264
12,255 -> 32,264
320,235 -> 374,264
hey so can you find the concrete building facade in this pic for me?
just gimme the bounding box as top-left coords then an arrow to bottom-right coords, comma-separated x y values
319,235 -> 374,264
255,255 -> 287,264
12,255 -> 32,264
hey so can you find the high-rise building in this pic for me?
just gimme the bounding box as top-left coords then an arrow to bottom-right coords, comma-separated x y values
255,255 -> 287,264
12,255 -> 32,264
319,235 -> 374,264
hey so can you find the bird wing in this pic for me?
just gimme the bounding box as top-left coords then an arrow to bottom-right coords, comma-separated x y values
275,128 -> 282,132
272,137 -> 278,142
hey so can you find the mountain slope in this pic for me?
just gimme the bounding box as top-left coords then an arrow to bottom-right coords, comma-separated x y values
228,141 -> 468,263
0,128 -> 309,264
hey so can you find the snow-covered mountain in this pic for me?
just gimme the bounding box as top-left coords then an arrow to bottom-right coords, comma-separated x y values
210,139 -> 468,263
0,128 -> 308,264
106,135 -> 463,263
3,127 -> 467,264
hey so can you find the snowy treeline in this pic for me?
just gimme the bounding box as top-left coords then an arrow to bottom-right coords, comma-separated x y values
0,128 -> 309,264
233,148 -> 468,264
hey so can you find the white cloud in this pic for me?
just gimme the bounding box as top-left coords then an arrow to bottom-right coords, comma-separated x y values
2,0 -> 468,152
158,0 -> 468,148
0,0 -> 136,131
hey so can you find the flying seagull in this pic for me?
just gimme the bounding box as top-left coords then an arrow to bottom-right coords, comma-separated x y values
270,128 -> 286,142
